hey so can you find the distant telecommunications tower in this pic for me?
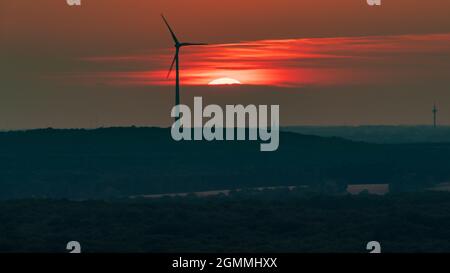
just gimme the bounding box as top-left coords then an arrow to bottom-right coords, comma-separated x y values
433,103 -> 438,128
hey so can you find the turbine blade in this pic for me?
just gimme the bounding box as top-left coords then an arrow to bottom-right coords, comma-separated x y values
167,51 -> 178,79
161,14 -> 179,44
181,42 -> 208,47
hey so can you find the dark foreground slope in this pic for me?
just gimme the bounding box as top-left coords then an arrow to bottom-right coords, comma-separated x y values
1,190 -> 450,252
0,127 -> 449,199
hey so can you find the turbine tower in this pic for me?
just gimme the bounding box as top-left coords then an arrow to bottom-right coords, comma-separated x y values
433,103 -> 438,128
161,14 -> 207,120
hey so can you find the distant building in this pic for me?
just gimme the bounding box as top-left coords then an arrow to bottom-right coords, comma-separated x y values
346,184 -> 390,195
428,182 -> 450,192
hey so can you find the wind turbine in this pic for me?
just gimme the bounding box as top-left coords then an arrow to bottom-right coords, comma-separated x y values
433,103 -> 438,128
161,14 -> 207,120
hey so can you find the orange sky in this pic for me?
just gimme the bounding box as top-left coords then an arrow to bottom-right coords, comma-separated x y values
1,0 -> 450,128
2,0 -> 450,53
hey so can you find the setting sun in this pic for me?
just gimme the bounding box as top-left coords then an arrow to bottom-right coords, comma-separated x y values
208,77 -> 241,85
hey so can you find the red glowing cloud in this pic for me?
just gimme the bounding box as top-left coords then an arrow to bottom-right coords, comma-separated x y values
73,33 -> 450,88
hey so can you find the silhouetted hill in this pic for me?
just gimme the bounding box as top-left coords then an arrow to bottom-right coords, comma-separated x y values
284,126 -> 450,143
0,127 -> 449,199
